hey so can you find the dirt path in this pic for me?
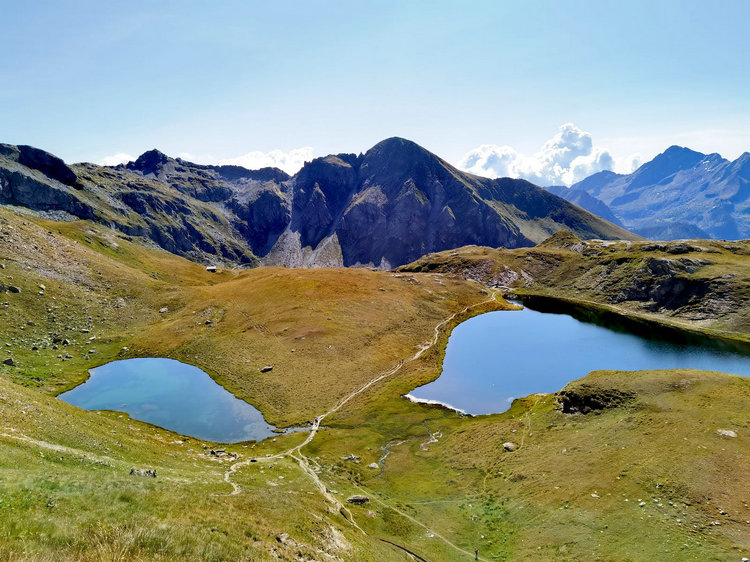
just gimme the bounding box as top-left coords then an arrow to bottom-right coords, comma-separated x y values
224,289 -> 502,559
0,430 -> 117,466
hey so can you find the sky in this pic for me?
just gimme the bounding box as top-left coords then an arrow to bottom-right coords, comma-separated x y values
2,0 -> 749,185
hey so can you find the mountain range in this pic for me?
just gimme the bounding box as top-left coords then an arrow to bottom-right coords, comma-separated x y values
0,138 -> 634,268
548,146 -> 750,240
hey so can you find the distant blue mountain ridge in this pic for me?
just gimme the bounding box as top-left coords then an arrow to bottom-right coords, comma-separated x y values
545,146 -> 750,240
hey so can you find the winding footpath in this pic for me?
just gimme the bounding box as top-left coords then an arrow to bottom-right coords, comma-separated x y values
224,289 -> 501,560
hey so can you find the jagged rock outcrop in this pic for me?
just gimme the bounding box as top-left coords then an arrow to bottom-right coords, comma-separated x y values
556,384 -> 636,414
0,144 -> 94,218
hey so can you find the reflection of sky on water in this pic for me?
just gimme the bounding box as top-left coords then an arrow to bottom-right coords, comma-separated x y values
409,308 -> 750,416
59,357 -> 301,443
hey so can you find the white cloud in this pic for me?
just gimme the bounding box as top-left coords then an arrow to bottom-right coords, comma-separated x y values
176,152 -> 215,165
459,123 -> 633,186
615,153 -> 643,174
218,147 -> 314,176
99,152 -> 134,166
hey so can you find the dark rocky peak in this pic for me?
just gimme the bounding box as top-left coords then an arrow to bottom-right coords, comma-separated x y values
362,137 -> 438,171
7,144 -> 80,188
293,153 -> 360,223
295,154 -> 360,192
296,153 -> 361,178
359,137 -> 448,190
127,149 -> 171,175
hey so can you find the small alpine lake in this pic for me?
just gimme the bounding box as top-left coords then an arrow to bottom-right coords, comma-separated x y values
58,357 -> 301,443
407,297 -> 750,416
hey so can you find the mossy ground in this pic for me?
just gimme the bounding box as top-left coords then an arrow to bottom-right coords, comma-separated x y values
1,207 -> 749,560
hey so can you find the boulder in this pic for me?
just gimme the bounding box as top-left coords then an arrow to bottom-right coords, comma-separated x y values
346,495 -> 370,504
260,365 -> 273,373
503,442 -> 517,452
3,358 -> 16,367
716,429 -> 737,438
7,286 -> 20,293
556,384 -> 636,414
129,468 -> 156,478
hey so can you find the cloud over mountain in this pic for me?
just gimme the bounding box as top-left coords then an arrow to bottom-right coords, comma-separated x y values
99,152 -> 135,166
218,147 -> 313,175
459,123 -> 634,186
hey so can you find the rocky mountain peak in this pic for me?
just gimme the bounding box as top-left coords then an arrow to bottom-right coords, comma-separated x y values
360,136 -> 446,186
648,145 -> 705,170
127,149 -> 171,175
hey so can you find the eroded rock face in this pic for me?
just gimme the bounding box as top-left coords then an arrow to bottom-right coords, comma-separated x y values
12,145 -> 80,187
556,384 -> 636,414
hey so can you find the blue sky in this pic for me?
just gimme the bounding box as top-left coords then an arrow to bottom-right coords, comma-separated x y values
2,0 -> 749,182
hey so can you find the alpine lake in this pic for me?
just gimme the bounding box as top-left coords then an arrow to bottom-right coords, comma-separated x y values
407,296 -> 750,415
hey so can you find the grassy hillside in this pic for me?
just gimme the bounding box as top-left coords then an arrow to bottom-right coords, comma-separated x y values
2,207 -> 749,560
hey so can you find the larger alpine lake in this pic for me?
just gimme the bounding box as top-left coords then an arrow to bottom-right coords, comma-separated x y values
59,357 -> 295,443
407,298 -> 750,415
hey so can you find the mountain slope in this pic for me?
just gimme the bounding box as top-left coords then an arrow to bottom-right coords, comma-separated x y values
545,184 -> 623,226
569,146 -> 750,239
0,138 -> 637,268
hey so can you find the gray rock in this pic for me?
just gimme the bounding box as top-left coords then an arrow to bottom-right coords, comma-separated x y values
7,286 -> 20,293
159,307 -> 168,313
260,365 -> 273,373
346,494 -> 370,504
716,429 -> 737,438
503,442 -> 518,452
368,462 -> 379,469
3,358 -> 16,366
129,468 -> 157,478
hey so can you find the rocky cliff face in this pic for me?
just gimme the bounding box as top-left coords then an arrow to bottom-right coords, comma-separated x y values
0,138 -> 636,268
